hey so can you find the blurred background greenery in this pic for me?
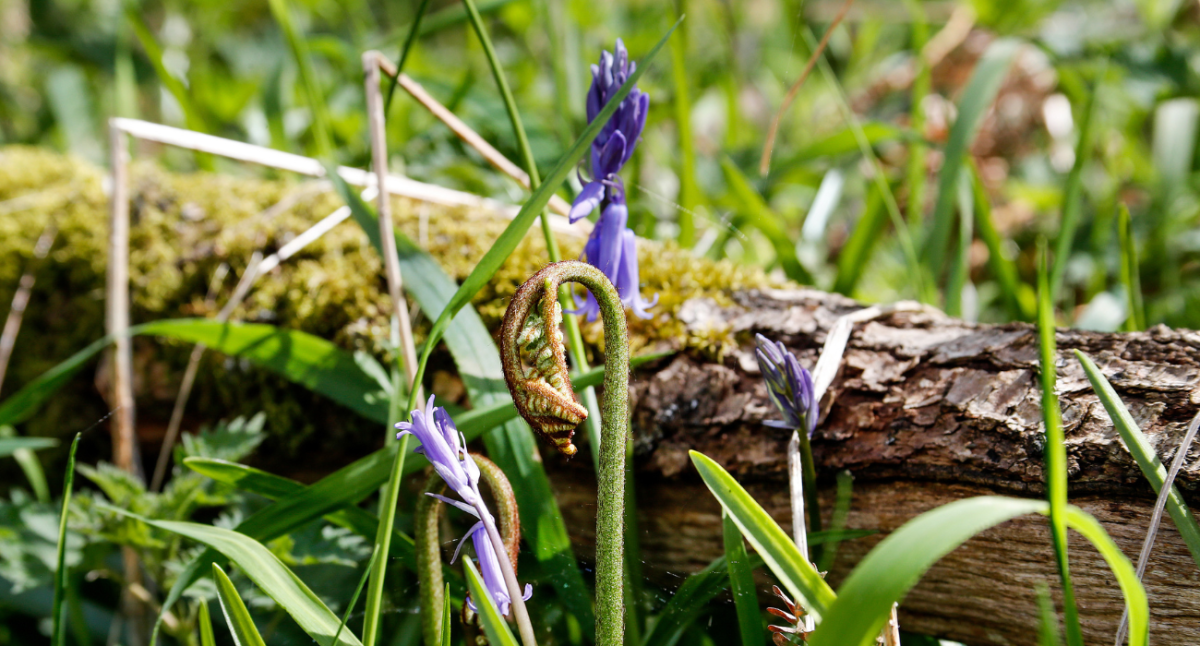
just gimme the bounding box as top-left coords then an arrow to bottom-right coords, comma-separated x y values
6,0 -> 1200,329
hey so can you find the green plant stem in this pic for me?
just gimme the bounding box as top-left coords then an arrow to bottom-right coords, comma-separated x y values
361,438 -> 407,646
384,0 -> 432,111
671,0 -> 697,246
503,262 -> 630,646
1037,246 -> 1084,646
51,433 -> 81,646
1118,205 -> 1145,331
796,430 -> 823,565
1050,69 -> 1101,301
267,0 -> 334,158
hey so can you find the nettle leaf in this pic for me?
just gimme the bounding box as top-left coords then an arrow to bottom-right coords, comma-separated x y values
179,414 -> 268,464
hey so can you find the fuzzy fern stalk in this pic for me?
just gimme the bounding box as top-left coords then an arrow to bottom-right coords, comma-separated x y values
417,453 -> 522,645
501,261 -> 630,646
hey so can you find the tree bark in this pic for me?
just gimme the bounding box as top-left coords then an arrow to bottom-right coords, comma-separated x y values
548,287 -> 1200,646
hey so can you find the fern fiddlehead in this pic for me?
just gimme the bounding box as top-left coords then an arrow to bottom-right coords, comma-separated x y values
501,260 -> 630,646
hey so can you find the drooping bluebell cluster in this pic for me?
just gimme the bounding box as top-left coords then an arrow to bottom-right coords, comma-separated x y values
569,39 -> 657,321
754,334 -> 818,437
396,396 -> 531,616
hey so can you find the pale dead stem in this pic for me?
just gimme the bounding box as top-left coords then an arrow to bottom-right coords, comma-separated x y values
0,223 -> 56,393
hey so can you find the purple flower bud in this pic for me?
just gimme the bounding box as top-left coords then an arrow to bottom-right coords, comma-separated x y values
754,334 -> 818,436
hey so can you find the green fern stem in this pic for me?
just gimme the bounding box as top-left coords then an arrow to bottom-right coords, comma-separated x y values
501,261 -> 630,646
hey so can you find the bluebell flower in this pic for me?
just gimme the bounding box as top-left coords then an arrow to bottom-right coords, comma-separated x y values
396,396 -> 531,617
754,334 -> 818,436
568,39 -> 657,321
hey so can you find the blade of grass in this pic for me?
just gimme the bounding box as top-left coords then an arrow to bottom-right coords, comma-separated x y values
1035,582 -> 1063,646
903,0 -> 931,230
125,10 -> 212,169
331,178 -> 597,638
1074,350 -> 1200,565
945,169 -> 974,317
969,160 -> 1034,320
640,552 -> 763,646
723,512 -> 765,646
198,600 -> 217,646
0,335 -> 110,426
267,0 -> 334,157
50,432 -> 80,646
720,156 -> 813,284
383,0 -> 431,110
0,435 -> 57,456
463,558 -> 521,646
816,469 -> 855,573
334,547 -> 378,646
832,185 -> 885,296
671,0 -> 698,246
922,39 -> 1018,278
211,564 -> 268,646
115,508 -> 365,646
1118,205 -> 1146,331
1049,71 -> 1101,301
440,583 -> 452,646
1036,245 -> 1083,646
405,21 -> 678,415
805,497 -> 1148,646
690,451 -> 836,619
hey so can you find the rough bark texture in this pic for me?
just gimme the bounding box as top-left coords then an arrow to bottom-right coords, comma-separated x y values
547,288 -> 1200,646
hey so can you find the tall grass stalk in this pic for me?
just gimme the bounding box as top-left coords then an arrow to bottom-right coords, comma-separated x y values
267,0 -> 334,157
670,0 -> 698,246
1036,245 -> 1084,646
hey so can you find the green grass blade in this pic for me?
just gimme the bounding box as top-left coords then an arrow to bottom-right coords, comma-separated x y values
117,509 -> 365,646
1118,205 -> 1146,331
768,123 -> 906,183
334,547 -> 378,646
671,0 -> 697,246
137,319 -> 390,422
0,436 -> 57,456
1036,247 -> 1083,646
1062,506 -> 1148,645
944,169 -> 974,317
1074,350 -> 1200,565
462,558 -> 521,646
969,161 -> 1034,320
723,512 -> 765,646
383,0 -> 431,110
198,600 -> 217,646
440,583 -> 453,646
266,0 -> 333,157
690,451 -> 835,619
922,39 -> 1018,276
50,432 -> 80,646
1035,582 -> 1063,646
0,335 -> 110,426
211,564 -> 268,646
832,185 -> 885,296
640,553 -> 762,646
816,470 -> 856,573
1049,73 -> 1101,301
125,9 -> 212,169
410,20 -> 678,409
720,156 -> 813,284
330,177 -> 597,636
808,496 -> 1043,646
904,0 -> 931,230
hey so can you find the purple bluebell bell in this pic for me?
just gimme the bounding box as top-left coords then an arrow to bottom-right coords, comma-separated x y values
568,39 -> 657,322
754,334 -> 818,437
396,396 -> 531,617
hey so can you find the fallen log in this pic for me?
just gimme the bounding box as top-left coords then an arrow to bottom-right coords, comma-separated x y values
548,288 -> 1200,646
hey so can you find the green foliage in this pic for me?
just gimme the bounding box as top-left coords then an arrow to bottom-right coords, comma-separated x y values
212,563 -> 268,646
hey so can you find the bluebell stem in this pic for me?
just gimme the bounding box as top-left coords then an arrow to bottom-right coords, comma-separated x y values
755,334 -> 818,437
569,39 -> 657,321
396,396 -> 534,630
754,333 -> 824,568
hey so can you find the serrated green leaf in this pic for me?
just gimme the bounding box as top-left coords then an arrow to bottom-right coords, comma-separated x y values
211,564 -> 267,646
689,451 -> 835,620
